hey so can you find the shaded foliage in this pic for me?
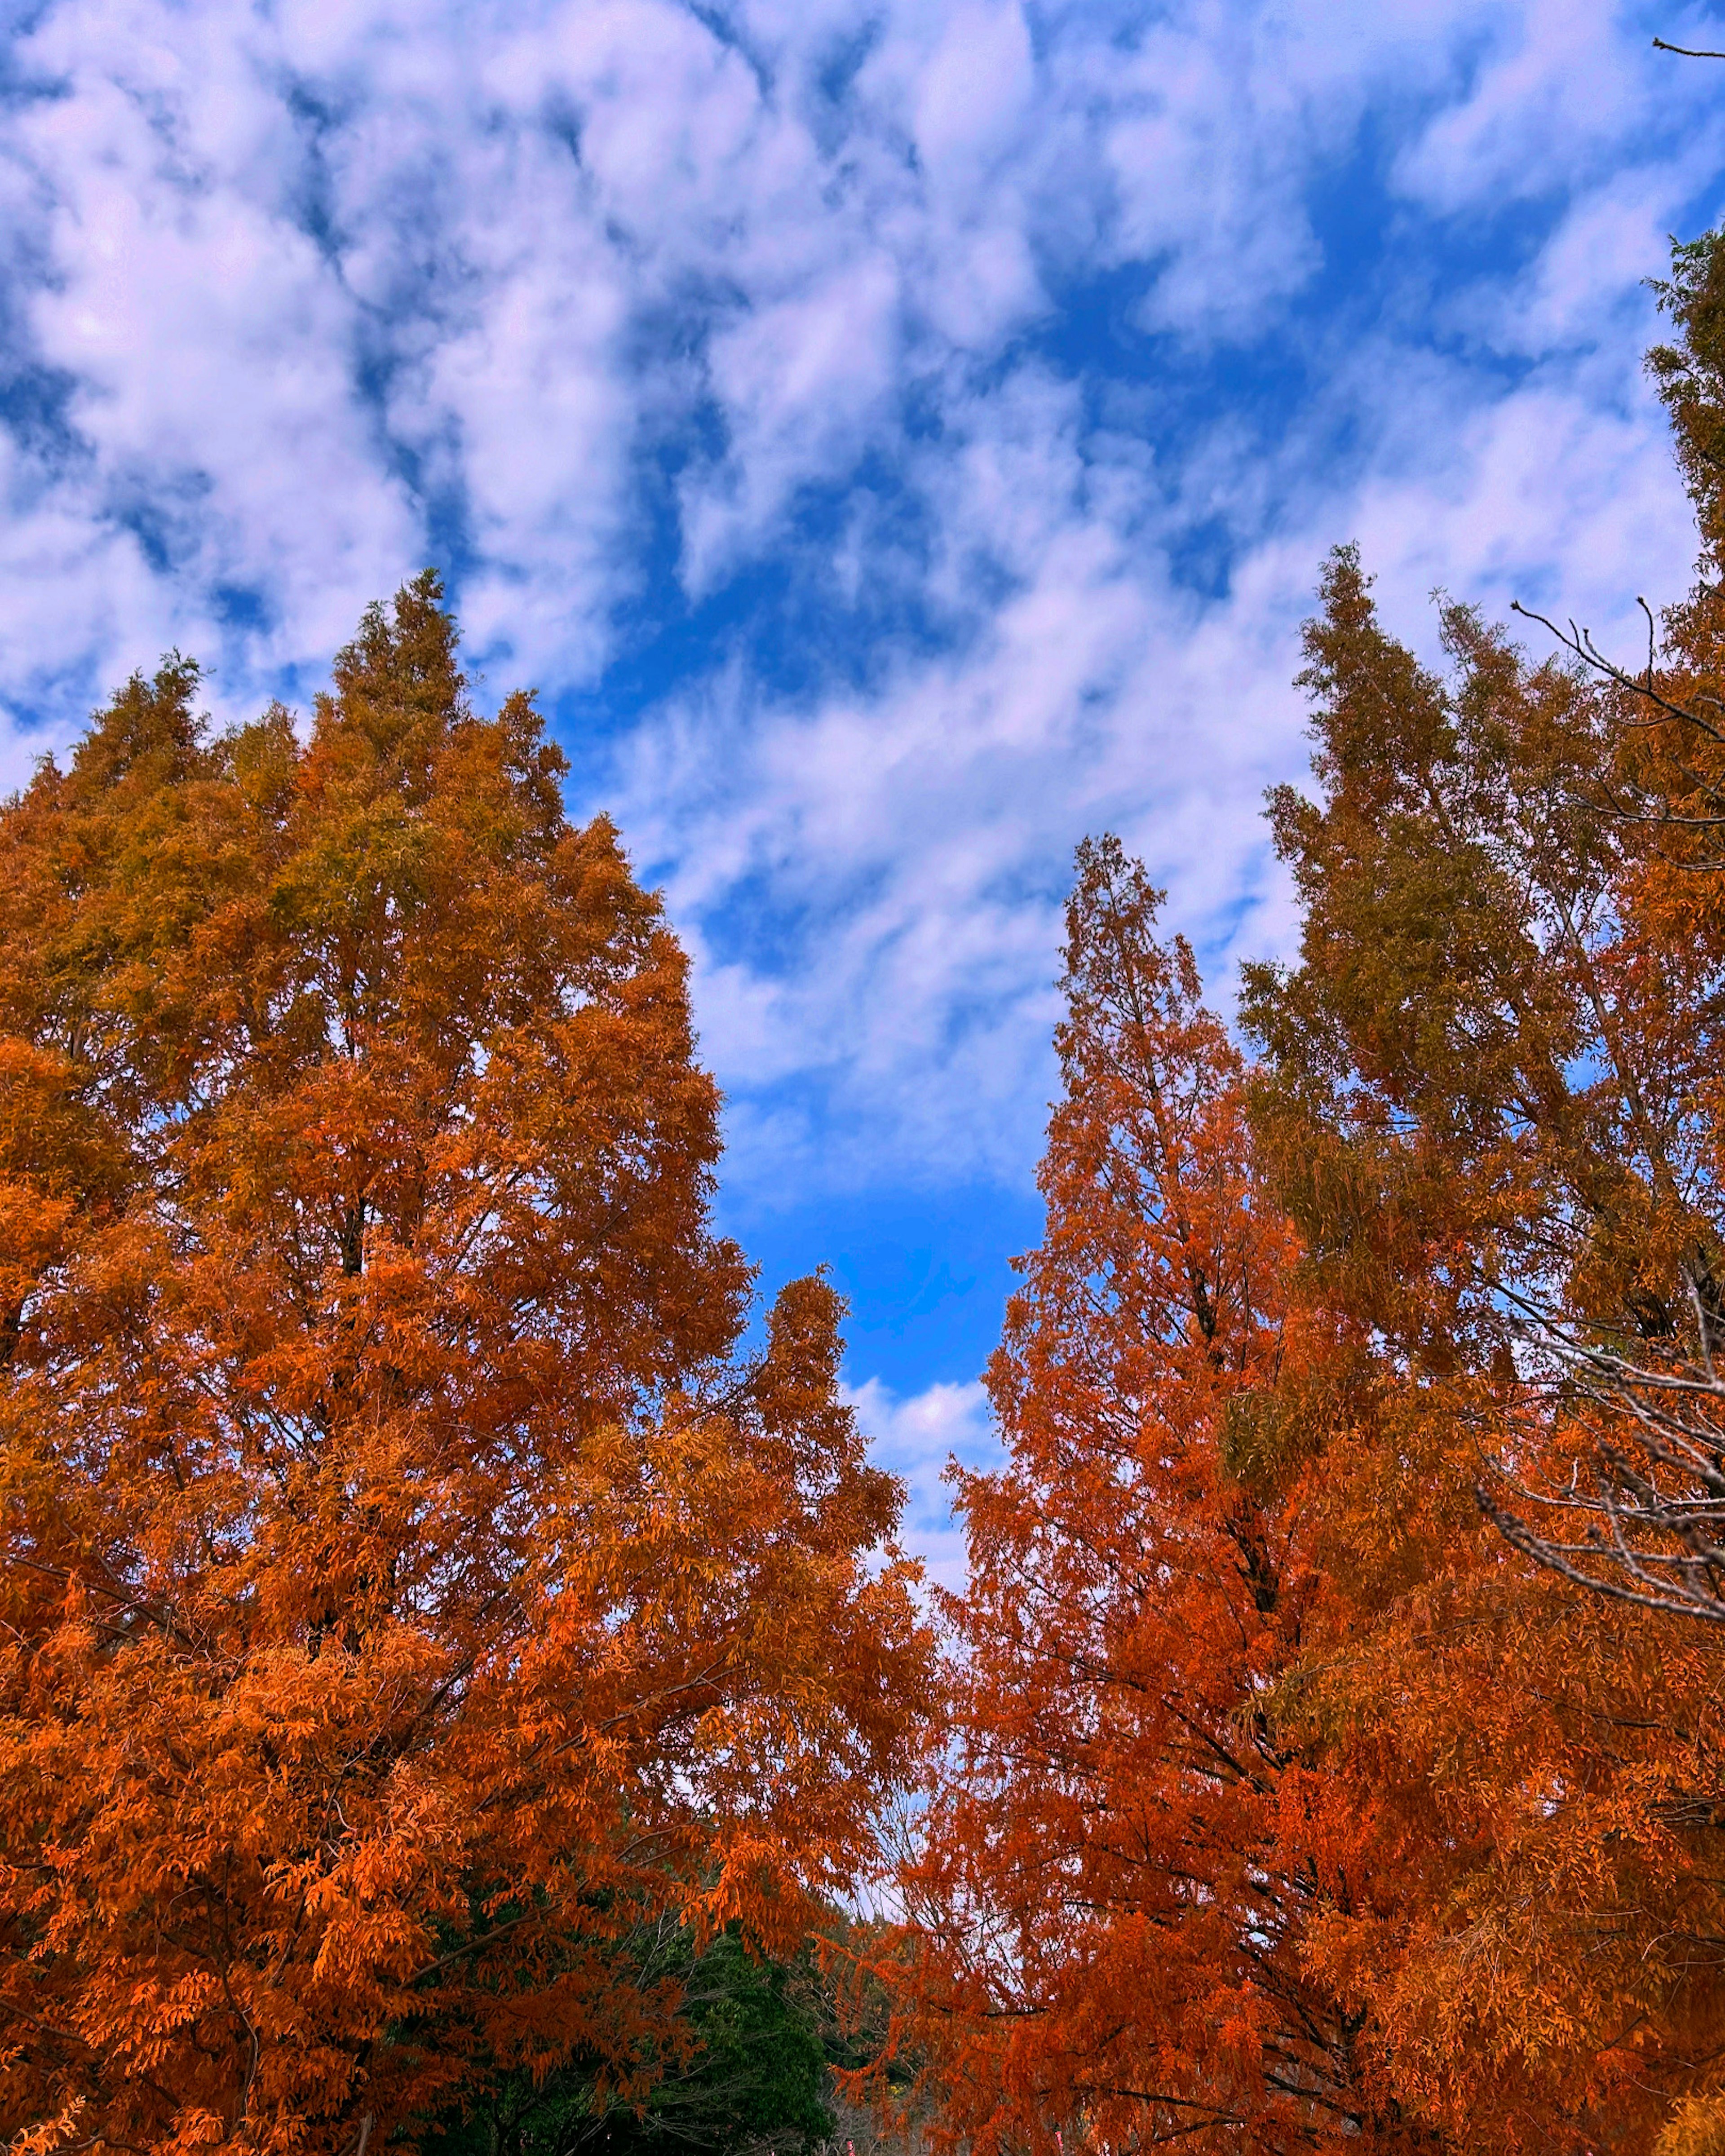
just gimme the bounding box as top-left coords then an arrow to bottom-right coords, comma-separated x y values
425,1927 -> 832,2156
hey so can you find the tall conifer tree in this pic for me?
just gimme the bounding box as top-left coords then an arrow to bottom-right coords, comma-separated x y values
899,839 -> 1399,2149
0,576 -> 933,2156
902,233 -> 1725,2152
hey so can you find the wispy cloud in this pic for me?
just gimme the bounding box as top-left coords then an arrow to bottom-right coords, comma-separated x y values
847,1376 -> 1000,1595
0,0 -> 1718,1406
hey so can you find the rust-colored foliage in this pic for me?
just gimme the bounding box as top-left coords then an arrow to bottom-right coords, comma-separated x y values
0,577 -> 933,2156
898,839 -> 1402,2149
1241,550 -> 1725,2150
900,234 -> 1725,2148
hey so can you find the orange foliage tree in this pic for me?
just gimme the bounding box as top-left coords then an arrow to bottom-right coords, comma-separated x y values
1464,234 -> 1725,1636
899,230 -> 1725,2149
902,650 -> 1725,2156
897,838 -> 1402,2148
1240,549 -> 1725,2149
0,576 -> 933,2156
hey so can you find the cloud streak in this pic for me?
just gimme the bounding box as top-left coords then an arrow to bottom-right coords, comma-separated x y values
0,0 -> 1718,1284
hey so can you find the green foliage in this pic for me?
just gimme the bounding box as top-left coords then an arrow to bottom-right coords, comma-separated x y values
425,1928 -> 835,2156
1650,233 -> 1725,572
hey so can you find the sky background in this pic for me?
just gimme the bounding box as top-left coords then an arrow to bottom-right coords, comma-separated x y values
3,0 -> 1724,1587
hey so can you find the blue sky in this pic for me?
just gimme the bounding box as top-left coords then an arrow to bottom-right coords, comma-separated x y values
3,0 -> 1724,1585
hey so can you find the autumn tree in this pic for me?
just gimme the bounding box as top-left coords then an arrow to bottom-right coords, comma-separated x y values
896,839 -> 1413,2150
0,576 -> 933,2156
903,265 -> 1725,2143
1237,543 -> 1725,2149
1456,231 -> 1725,1630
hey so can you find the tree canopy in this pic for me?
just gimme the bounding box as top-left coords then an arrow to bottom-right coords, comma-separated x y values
894,229 -> 1725,2154
0,575 -> 933,2156
13,200 -> 1725,2156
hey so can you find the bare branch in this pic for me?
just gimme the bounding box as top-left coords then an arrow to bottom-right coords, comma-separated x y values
1479,1286 -> 1725,1624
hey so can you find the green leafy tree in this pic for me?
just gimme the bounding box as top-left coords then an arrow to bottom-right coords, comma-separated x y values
428,1926 -> 833,2156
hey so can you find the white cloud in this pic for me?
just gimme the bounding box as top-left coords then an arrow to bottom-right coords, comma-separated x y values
0,0 -> 1715,1215
681,248 -> 906,592
624,287 -> 1693,1191
1393,0 -> 1709,213
847,1375 -> 1000,1595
